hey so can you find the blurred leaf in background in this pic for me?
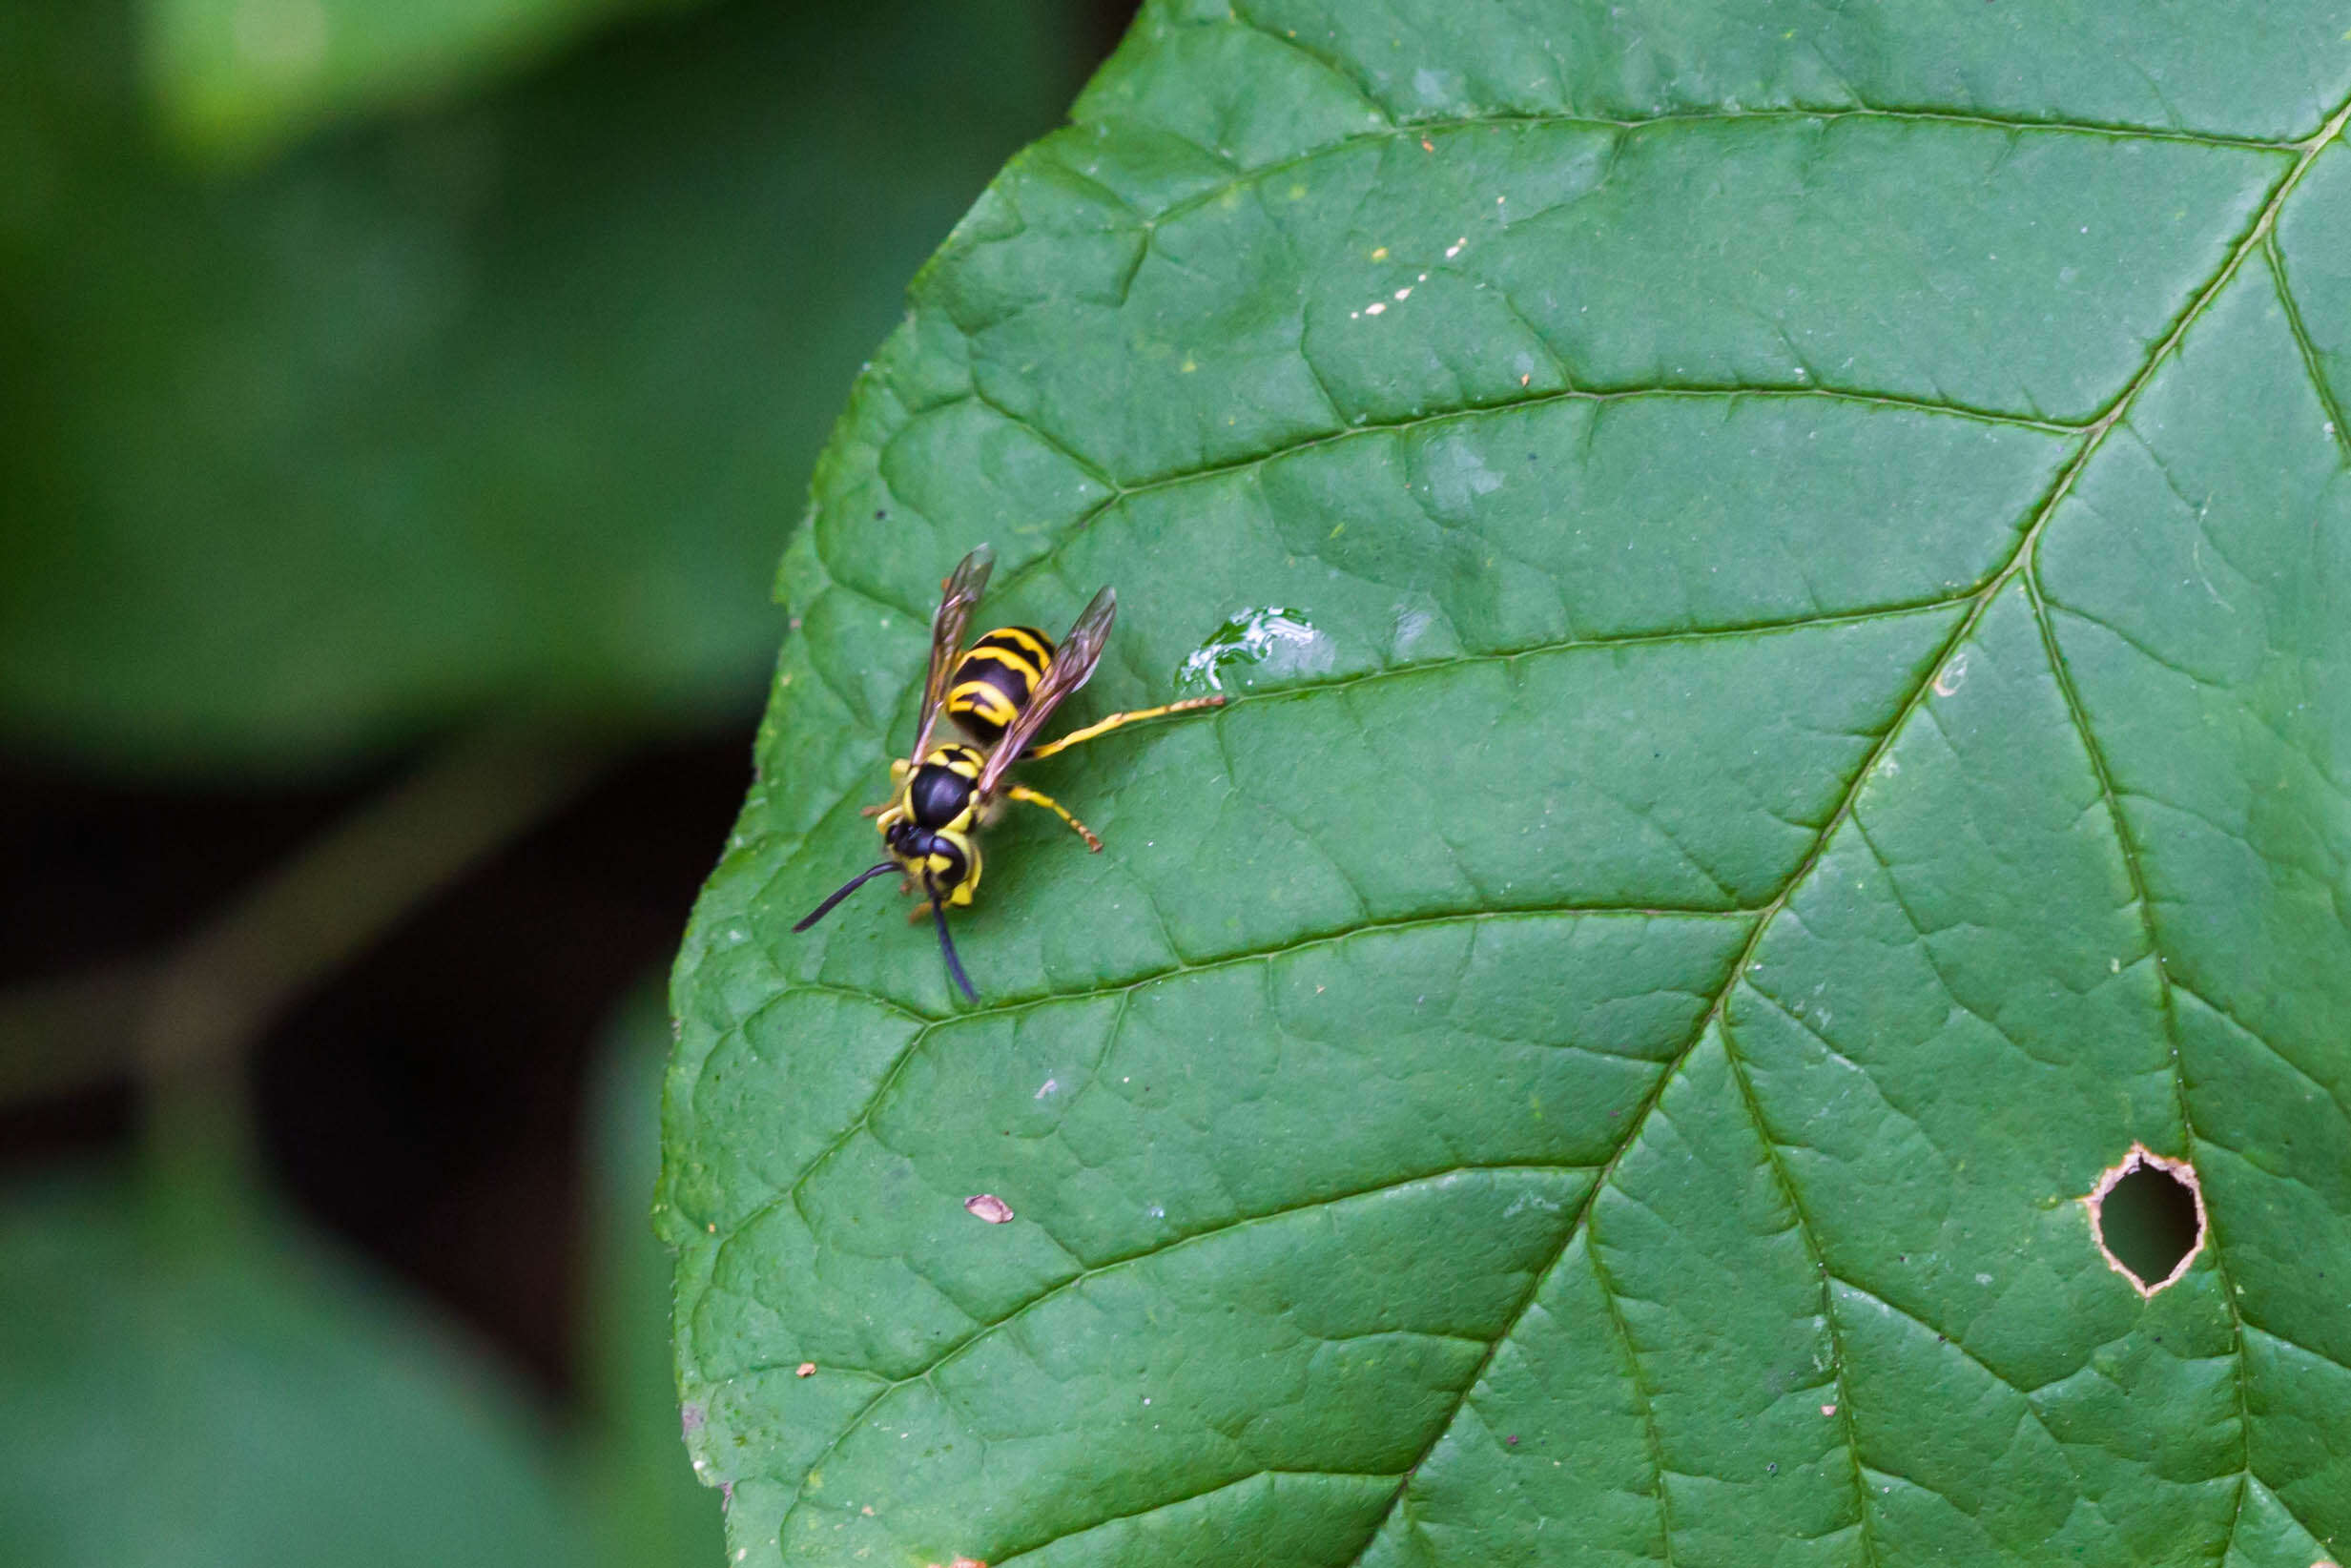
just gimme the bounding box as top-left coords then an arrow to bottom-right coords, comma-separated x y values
0,0 -> 1078,776
1,0 -> 1101,1561
0,1167 -> 590,1566
0,986 -> 711,1567
580,985 -> 724,1568
141,0 -> 704,160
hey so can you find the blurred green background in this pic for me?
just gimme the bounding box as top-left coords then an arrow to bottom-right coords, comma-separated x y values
0,0 -> 1117,1560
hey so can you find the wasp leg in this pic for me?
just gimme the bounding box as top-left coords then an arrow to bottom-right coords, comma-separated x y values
1007,783 -> 1102,852
860,803 -> 887,818
906,898 -> 933,923
1024,695 -> 1225,760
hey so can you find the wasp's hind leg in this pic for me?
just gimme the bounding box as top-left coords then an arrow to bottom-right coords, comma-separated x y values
1023,695 -> 1225,760
1007,783 -> 1102,852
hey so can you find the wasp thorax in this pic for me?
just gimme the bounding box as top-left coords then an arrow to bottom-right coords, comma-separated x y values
906,743 -> 984,830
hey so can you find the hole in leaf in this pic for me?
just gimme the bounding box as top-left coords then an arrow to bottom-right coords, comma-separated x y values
2085,1144 -> 2206,1297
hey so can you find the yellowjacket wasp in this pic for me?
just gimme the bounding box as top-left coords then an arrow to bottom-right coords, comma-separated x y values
794,545 -> 1224,1000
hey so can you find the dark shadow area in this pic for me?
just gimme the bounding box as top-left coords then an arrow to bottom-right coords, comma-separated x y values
254,731 -> 757,1392
0,730 -> 753,1393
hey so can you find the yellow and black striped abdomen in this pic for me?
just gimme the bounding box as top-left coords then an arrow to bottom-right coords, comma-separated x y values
945,626 -> 1055,745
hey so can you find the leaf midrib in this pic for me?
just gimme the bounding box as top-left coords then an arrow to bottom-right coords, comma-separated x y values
1329,86 -> 2351,1568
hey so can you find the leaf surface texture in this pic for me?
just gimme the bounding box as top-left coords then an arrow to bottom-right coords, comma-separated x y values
666,6 -> 2351,1562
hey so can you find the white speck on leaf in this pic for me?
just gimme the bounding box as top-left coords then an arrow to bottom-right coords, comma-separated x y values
1392,603 -> 1439,656
1426,435 -> 1505,509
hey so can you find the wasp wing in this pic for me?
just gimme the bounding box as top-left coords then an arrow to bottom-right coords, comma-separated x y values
909,545 -> 994,762
976,585 -> 1115,796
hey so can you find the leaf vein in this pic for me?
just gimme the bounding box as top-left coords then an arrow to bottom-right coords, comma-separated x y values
766,1163 -> 1595,1540
2019,575 -> 2256,1566
1717,1020 -> 1886,1563
1123,104 -> 2292,249
2168,981 -> 2351,1129
2263,237 -> 2351,463
1582,1208 -> 1684,1567
994,1469 -> 1401,1566
710,902 -> 1750,1259
1334,587 -> 1982,1563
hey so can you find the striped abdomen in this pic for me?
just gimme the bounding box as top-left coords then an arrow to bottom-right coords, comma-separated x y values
945,626 -> 1055,746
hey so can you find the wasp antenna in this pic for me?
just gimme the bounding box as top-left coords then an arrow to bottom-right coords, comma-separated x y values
792,862 -> 898,933
926,880 -> 980,1001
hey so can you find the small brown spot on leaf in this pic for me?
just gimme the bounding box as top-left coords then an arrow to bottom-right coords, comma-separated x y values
795,1362 -> 816,1377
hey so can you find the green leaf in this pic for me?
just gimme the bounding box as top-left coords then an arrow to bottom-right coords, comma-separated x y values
582,985 -> 726,1568
0,0 -> 1071,774
665,4 -> 2351,1563
0,1170 -> 586,1566
137,0 -> 699,160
